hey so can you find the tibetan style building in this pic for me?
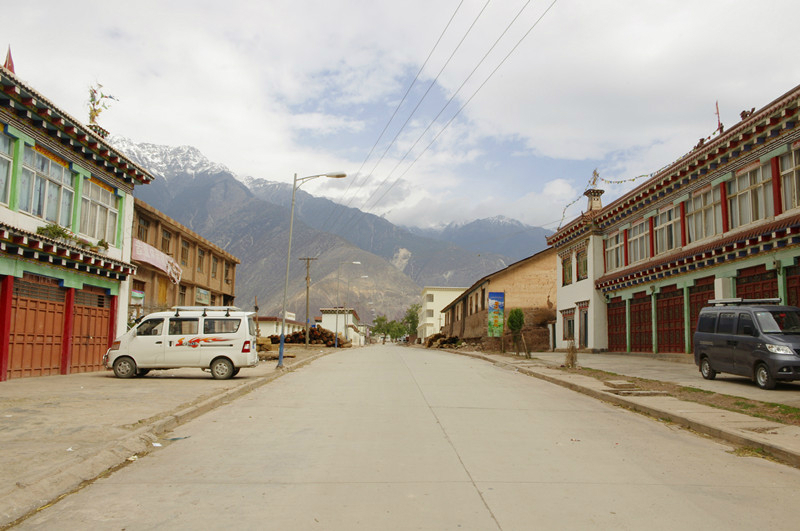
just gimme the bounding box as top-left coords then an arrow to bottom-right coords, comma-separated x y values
0,67 -> 153,380
548,84 -> 800,355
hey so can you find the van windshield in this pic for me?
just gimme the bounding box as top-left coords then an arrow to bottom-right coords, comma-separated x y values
754,310 -> 800,334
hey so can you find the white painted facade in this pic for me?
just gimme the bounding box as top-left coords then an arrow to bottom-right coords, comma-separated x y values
416,286 -> 467,340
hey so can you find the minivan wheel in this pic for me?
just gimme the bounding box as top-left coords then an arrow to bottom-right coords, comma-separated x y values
113,357 -> 137,379
755,363 -> 776,390
210,357 -> 234,380
700,357 -> 717,380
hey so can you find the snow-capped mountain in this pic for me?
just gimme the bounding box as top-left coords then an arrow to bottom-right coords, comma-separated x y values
108,136 -> 231,179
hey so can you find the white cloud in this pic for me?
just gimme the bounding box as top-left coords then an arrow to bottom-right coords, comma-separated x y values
5,0 -> 800,228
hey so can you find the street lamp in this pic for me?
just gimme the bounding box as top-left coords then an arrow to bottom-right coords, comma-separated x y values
279,171 -> 347,368
335,260 -> 360,347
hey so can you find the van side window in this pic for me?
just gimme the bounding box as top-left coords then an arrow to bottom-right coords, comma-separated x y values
697,313 -> 717,333
204,318 -> 241,334
717,312 -> 737,334
169,318 -> 199,335
737,313 -> 754,335
137,318 -> 164,336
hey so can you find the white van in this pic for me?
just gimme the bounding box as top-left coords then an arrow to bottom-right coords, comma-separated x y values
104,306 -> 258,379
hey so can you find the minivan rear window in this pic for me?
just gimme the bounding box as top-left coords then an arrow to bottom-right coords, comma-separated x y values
204,318 -> 241,334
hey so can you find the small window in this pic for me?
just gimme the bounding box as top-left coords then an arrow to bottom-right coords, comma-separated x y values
697,313 -> 717,333
178,285 -> 186,306
426,309 -> 434,318
181,241 -> 190,266
161,230 -> 172,254
717,312 -> 737,334
577,250 -> 588,280
137,217 -> 150,242
137,318 -> 164,336
197,249 -> 205,273
204,318 -> 241,334
562,256 -> 572,286
211,256 -> 219,278
169,318 -> 199,335
426,293 -> 434,302
737,313 -> 754,335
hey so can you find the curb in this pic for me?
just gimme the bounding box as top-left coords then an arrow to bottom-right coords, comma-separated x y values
446,349 -> 800,468
1,350 -> 331,528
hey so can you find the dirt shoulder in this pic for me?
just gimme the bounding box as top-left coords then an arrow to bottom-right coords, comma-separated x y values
463,348 -> 800,427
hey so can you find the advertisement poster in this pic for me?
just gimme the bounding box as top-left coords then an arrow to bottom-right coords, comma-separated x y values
487,292 -> 505,337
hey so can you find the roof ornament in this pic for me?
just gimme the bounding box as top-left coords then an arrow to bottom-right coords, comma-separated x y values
87,83 -> 117,138
3,45 -> 14,73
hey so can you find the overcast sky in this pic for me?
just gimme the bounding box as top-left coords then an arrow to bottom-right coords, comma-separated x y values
4,1 -> 800,231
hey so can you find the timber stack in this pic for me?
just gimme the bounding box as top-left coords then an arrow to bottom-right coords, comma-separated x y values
268,326 -> 352,348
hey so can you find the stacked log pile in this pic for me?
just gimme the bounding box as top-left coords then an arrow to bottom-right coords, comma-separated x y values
267,327 -> 352,348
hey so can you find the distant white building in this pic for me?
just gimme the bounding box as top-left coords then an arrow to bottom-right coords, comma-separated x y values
417,286 -> 468,341
319,307 -> 364,346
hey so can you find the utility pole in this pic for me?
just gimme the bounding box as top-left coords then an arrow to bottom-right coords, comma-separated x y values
299,257 -> 317,348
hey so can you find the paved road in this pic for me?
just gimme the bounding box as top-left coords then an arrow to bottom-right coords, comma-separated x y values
16,345 -> 800,530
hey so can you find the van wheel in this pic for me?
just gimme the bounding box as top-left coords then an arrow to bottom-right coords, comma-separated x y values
755,363 -> 776,390
113,357 -> 137,379
700,357 -> 717,380
136,369 -> 150,377
231,367 -> 240,377
210,357 -> 234,380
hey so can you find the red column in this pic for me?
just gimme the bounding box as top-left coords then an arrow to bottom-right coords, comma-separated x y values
108,294 -> 118,348
60,288 -> 75,375
771,157 -> 783,216
720,183 -> 729,233
679,202 -> 687,247
0,275 -> 13,382
648,217 -> 655,258
602,238 -> 607,273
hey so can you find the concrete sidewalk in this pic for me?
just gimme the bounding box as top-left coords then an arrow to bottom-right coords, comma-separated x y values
0,347 -> 329,528
447,348 -> 800,469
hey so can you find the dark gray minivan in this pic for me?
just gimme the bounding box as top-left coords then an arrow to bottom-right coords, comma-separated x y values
693,298 -> 800,389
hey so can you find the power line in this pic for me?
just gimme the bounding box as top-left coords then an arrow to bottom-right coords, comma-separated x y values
321,0 -> 467,231
345,0 -> 560,231
328,0 -> 492,232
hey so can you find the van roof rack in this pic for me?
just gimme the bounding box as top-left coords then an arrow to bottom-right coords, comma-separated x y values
708,298 -> 782,306
171,306 -> 241,317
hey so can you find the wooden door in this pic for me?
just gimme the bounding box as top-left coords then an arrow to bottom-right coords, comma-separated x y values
630,291 -> 652,352
8,274 -> 65,379
656,286 -> 684,353
70,286 -> 110,373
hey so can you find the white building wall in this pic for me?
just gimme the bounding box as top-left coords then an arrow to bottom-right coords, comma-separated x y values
417,287 -> 466,340
554,234 -> 606,351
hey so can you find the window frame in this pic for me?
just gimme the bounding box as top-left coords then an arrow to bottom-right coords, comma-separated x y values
80,179 -> 118,245
19,145 -> 74,227
654,206 -> 681,255
628,220 -> 649,264
727,163 -> 773,230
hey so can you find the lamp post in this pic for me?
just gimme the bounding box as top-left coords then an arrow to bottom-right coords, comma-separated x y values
335,260 -> 360,347
279,171 -> 346,368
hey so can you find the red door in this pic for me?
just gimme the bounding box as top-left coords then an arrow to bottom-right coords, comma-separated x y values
736,264 -> 778,299
688,276 -> 715,352
630,291 -> 652,352
787,265 -> 800,307
71,286 -> 111,373
607,297 -> 626,352
8,274 -> 65,379
656,286 -> 684,353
